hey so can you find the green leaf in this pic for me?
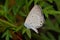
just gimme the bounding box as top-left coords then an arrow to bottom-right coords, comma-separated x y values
25,0 -> 29,14
15,25 -> 23,32
48,0 -> 53,3
0,10 -> 5,16
47,32 -> 56,40
2,31 -> 7,38
28,0 -> 33,7
26,29 -> 31,38
54,23 -> 60,32
13,0 -> 25,15
16,0 -> 25,7
58,35 -> 60,40
0,19 -> 16,27
19,11 -> 27,17
45,18 -> 60,32
34,0 -> 39,5
31,32 -> 41,40
40,1 -> 53,9
44,12 -> 49,18
22,27 -> 26,34
12,5 -> 19,15
24,34 -> 30,40
55,15 -> 60,24
54,0 -> 60,10
5,13 -> 16,24
47,10 -> 60,15
4,0 -> 9,7
45,18 -> 54,28
43,6 -> 54,18
2,30 -> 12,40
40,33 -> 50,40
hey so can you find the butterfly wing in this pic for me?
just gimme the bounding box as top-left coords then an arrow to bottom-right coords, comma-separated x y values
24,5 -> 44,33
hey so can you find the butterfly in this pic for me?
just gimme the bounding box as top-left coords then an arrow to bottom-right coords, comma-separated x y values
24,5 -> 44,33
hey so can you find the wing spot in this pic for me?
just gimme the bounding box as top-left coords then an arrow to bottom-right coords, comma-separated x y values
32,16 -> 33,17
40,24 -> 42,25
40,21 -> 42,23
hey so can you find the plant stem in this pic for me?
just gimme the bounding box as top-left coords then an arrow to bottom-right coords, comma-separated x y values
0,19 -> 16,27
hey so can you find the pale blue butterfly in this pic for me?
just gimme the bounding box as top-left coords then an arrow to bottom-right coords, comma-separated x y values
24,5 -> 44,33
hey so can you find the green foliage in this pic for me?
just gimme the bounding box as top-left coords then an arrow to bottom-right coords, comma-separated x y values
54,0 -> 60,10
0,0 -> 60,40
58,35 -> 60,40
2,30 -> 12,40
26,29 -> 31,38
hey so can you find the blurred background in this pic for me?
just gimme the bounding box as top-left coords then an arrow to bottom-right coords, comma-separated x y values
0,0 -> 60,40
